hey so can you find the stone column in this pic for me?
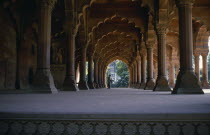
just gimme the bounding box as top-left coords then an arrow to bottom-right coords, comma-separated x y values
202,53 -> 209,88
140,54 -> 146,89
62,9 -> 79,91
169,63 -> 175,88
154,61 -> 158,81
133,64 -> 136,88
154,25 -> 171,91
88,55 -> 95,89
101,66 -> 104,88
194,53 -> 200,83
94,59 -> 99,88
134,61 -> 138,88
32,0 -> 58,93
172,0 -> 203,94
98,64 -> 102,88
136,56 -> 141,88
129,67 -> 132,88
78,47 -> 89,90
145,46 -> 155,90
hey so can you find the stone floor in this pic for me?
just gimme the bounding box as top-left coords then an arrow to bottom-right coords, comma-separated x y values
0,88 -> 210,120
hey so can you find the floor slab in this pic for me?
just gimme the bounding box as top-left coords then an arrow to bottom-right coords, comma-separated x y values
0,88 -> 210,120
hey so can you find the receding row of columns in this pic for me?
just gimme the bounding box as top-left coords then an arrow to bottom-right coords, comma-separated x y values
130,0 -> 205,94
31,0 -> 205,94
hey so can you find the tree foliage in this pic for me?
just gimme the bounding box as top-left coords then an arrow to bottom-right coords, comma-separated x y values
115,60 -> 129,87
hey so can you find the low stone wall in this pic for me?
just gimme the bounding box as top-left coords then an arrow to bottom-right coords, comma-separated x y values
0,119 -> 209,135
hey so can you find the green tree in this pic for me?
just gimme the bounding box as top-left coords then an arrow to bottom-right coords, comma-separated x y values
115,61 -> 129,87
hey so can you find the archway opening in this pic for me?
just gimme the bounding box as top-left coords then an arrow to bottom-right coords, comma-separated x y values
106,60 -> 129,88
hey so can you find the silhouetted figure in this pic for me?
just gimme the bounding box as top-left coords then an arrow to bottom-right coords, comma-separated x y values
107,75 -> 112,89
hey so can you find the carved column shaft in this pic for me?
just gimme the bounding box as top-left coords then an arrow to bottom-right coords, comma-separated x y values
88,55 -> 94,88
202,54 -> 209,88
169,63 -> 175,87
173,0 -> 203,94
194,54 -> 200,82
62,8 -> 79,91
147,47 -> 153,79
78,47 -> 89,90
144,46 -> 155,90
32,0 -> 58,93
94,60 -> 99,88
137,57 -> 141,84
140,55 -> 146,89
153,26 -> 171,91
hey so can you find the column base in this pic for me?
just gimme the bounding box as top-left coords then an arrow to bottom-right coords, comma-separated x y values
94,82 -> 99,89
62,76 -> 79,91
153,76 -> 171,91
131,83 -> 135,88
172,71 -> 204,94
139,82 -> 146,89
88,82 -> 95,89
169,83 -> 175,88
135,83 -> 141,89
202,80 -> 210,89
32,68 -> 58,94
78,81 -> 89,90
144,79 -> 155,90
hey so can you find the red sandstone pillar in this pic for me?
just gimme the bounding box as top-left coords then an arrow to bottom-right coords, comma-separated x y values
78,47 -> 89,90
88,55 -> 95,89
136,56 -> 141,88
202,53 -> 209,88
62,8 -> 79,91
169,63 -> 175,88
94,59 -> 99,88
145,46 -> 155,90
154,25 -> 171,91
172,0 -> 203,94
140,54 -> 146,89
32,0 -> 58,93
194,53 -> 200,83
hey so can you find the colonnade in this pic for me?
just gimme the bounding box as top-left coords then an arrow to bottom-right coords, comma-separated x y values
31,0 -> 206,94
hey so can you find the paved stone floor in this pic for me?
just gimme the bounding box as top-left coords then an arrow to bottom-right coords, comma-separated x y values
0,88 -> 210,120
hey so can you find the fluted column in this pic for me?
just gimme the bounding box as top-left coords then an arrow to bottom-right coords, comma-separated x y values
145,46 -> 155,90
62,8 -> 79,91
94,59 -> 99,88
172,0 -> 203,94
169,63 -> 175,88
78,47 -> 89,90
32,0 -> 58,93
129,67 -> 132,88
134,61 -> 138,88
194,53 -> 200,83
98,64 -> 102,88
154,25 -> 171,91
136,56 -> 141,88
202,53 -> 209,88
133,64 -> 136,88
140,54 -> 146,89
88,55 -> 95,89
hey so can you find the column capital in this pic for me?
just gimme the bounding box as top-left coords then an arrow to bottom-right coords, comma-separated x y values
136,55 -> 141,61
194,53 -> 200,57
146,43 -> 154,49
201,53 -> 208,57
40,0 -> 57,9
175,0 -> 194,7
155,24 -> 167,35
